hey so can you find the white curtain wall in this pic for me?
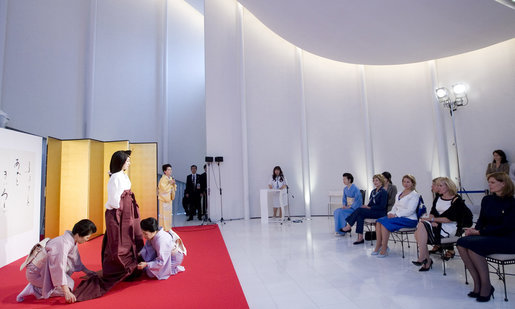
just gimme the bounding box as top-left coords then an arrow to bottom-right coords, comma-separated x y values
205,2 -> 515,219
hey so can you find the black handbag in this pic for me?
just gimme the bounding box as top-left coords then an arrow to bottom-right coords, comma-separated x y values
364,231 -> 376,240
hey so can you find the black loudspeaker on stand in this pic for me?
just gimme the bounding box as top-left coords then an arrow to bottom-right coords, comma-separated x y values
201,157 -> 213,226
204,156 -> 225,225
215,156 -> 225,224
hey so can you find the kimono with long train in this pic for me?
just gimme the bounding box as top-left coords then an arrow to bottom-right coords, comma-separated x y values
74,171 -> 143,301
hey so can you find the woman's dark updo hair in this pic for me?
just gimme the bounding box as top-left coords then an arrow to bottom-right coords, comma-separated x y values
140,217 -> 159,232
109,150 -> 131,175
162,164 -> 172,173
272,166 -> 284,182
382,171 -> 393,184
72,219 -> 97,237
342,173 -> 354,183
492,150 -> 508,164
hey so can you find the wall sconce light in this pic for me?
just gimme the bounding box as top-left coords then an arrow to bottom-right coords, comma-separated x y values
435,83 -> 469,112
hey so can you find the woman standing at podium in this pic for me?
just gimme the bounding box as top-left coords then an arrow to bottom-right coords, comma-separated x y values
268,166 -> 288,219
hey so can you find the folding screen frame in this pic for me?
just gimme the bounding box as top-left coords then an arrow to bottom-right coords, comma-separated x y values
45,138 -> 157,239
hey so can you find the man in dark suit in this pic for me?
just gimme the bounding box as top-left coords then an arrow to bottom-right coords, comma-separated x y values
185,165 -> 201,221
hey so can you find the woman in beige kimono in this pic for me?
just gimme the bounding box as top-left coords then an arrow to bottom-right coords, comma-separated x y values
158,164 -> 177,230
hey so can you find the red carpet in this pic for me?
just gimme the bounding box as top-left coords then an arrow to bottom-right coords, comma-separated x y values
0,225 -> 248,308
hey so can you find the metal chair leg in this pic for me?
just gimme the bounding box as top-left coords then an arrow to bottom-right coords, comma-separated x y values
502,263 -> 508,301
442,252 -> 447,276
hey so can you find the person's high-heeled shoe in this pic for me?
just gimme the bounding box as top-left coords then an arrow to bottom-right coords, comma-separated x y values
428,245 -> 441,254
442,250 -> 455,261
467,291 -> 479,298
476,286 -> 495,302
419,259 -> 433,271
412,258 -> 427,266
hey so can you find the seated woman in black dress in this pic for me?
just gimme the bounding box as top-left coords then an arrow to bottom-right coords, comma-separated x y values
457,172 -> 515,302
341,174 -> 388,244
412,177 -> 468,271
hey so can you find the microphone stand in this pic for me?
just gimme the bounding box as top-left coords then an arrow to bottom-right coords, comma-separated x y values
288,186 -> 302,223
286,185 -> 291,221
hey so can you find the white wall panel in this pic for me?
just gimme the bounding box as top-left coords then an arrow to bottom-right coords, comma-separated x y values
303,53 -> 366,215
435,39 -> 515,205
243,12 -> 304,217
89,0 -> 160,142
1,0 -> 89,138
167,0 -> 206,182
364,63 -> 436,202
205,0 -> 244,220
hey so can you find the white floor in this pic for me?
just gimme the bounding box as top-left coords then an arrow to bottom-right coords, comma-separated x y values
173,215 -> 514,308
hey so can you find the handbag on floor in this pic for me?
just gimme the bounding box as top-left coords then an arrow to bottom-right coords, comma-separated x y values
364,231 -> 376,241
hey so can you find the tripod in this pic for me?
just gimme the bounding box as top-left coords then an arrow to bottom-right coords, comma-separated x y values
217,161 -> 225,224
201,163 -> 212,225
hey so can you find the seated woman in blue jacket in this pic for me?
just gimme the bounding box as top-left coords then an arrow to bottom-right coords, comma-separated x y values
334,172 -> 362,235
341,174 -> 388,244
457,172 -> 515,302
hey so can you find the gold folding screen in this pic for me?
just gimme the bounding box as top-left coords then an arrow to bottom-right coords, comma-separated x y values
45,139 -> 157,238
129,143 -> 158,221
45,138 -> 62,238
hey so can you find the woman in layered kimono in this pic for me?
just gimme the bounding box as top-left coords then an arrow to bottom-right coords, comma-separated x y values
74,150 -> 144,301
138,217 -> 186,280
17,219 -> 97,303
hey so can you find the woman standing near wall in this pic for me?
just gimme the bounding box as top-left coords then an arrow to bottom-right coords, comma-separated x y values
485,150 -> 509,175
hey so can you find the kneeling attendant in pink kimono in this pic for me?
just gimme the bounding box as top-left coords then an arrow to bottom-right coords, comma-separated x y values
17,219 -> 97,303
138,217 -> 187,279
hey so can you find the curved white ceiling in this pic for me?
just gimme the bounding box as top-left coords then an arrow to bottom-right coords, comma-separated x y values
238,0 -> 515,65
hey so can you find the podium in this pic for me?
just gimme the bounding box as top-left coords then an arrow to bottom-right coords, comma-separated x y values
260,189 -> 287,224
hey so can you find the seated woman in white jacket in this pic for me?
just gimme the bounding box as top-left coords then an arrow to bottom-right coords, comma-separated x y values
372,175 -> 420,257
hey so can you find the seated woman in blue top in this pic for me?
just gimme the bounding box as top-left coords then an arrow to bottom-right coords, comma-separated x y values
334,173 -> 362,235
341,174 -> 388,244
372,174 -> 420,257
457,172 -> 515,302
